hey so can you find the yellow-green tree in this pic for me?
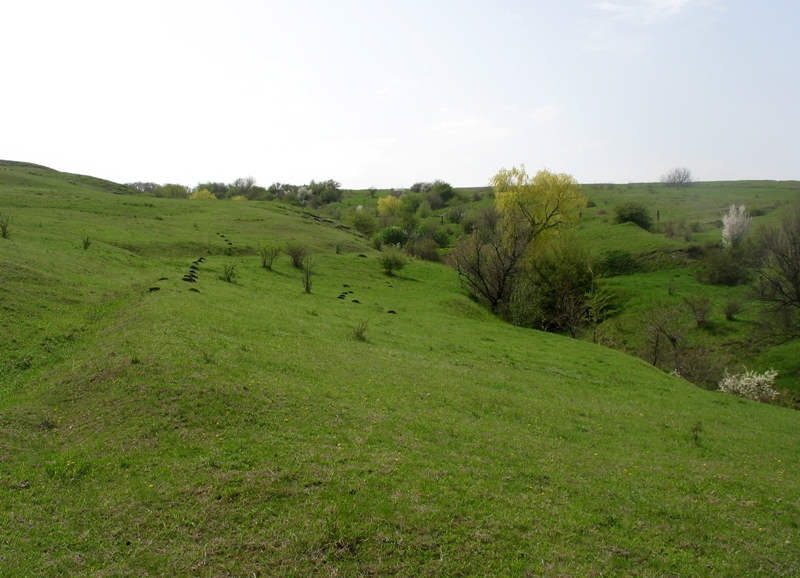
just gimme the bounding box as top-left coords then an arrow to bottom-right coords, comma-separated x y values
492,166 -> 585,253
188,189 -> 217,200
377,195 -> 401,217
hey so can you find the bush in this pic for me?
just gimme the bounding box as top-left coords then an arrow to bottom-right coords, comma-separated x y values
698,248 -> 750,286
405,237 -> 440,261
718,368 -> 778,402
683,294 -> 713,328
613,202 -> 653,231
378,249 -> 407,275
0,210 -> 10,239
349,210 -> 378,237
285,243 -> 309,268
600,250 -> 639,277
188,189 -> 217,200
259,245 -> 280,269
219,262 -> 237,283
722,298 -> 744,321
378,226 -> 407,247
448,205 -> 466,224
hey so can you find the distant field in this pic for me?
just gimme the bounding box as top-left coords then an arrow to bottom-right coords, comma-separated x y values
1,165 -> 799,576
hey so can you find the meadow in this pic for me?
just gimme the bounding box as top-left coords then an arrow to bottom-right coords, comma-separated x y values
1,163 -> 799,576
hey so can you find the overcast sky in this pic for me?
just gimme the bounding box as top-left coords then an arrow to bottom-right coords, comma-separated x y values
2,0 -> 798,189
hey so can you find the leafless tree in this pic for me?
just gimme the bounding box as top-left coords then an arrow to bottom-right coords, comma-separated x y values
754,205 -> 800,342
660,167 -> 692,188
447,208 -> 530,313
233,176 -> 257,196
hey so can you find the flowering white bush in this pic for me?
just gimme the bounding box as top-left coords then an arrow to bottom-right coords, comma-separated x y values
721,204 -> 752,248
718,368 -> 778,402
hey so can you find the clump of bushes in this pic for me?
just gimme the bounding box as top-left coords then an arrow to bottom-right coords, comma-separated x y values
613,202 -> 653,231
718,368 -> 778,402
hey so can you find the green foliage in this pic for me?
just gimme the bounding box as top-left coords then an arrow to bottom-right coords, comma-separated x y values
348,210 -> 378,237
508,235 -> 594,336
378,249 -> 407,275
698,247 -> 751,286
613,202 -> 653,231
404,237 -> 440,262
153,183 -> 190,198
307,179 -> 342,204
378,226 -> 407,247
600,250 -> 639,277
429,179 -> 455,203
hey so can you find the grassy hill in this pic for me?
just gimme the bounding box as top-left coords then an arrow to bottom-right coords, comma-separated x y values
1,165 -> 800,576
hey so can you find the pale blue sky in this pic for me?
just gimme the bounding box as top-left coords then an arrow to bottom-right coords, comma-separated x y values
2,0 -> 798,188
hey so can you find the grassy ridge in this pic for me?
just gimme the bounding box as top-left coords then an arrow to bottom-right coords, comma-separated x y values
1,166 -> 800,576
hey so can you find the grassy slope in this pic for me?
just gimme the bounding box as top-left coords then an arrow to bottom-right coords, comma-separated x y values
1,167 -> 800,576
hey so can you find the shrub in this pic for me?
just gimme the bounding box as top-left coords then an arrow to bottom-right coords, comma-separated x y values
378,226 -> 407,247
153,183 -> 190,198
349,210 -> 378,237
259,245 -> 280,269
285,242 -> 309,268
698,248 -> 750,286
219,262 -> 237,283
405,237 -> 440,261
448,205 -> 466,224
377,195 -> 401,217
722,298 -> 744,321
718,368 -> 778,402
188,189 -> 217,200
601,250 -> 639,277
683,294 -> 713,328
613,202 -> 653,231
722,204 -> 751,248
378,249 -> 407,275
0,210 -> 10,238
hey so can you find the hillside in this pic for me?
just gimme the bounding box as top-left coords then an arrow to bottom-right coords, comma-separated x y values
1,165 -> 799,576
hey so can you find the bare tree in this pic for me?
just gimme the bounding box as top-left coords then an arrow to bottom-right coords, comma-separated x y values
447,209 -> 529,313
660,167 -> 693,188
232,176 -> 257,196
754,205 -> 800,342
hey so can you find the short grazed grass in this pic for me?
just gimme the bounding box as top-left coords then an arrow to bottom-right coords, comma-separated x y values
1,165 -> 799,576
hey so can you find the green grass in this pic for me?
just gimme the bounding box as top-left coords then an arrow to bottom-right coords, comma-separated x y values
1,165 -> 800,575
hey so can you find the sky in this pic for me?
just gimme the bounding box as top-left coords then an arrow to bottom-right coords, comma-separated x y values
1,0 -> 798,189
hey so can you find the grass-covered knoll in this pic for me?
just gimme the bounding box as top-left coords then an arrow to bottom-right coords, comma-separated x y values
1,165 -> 800,576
